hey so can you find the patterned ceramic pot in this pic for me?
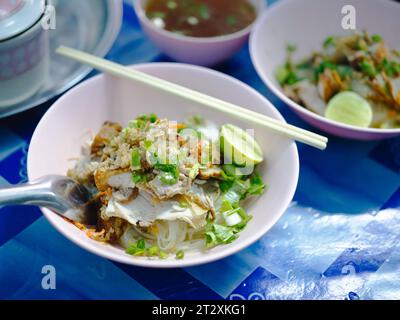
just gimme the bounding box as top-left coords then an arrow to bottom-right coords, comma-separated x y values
0,0 -> 49,108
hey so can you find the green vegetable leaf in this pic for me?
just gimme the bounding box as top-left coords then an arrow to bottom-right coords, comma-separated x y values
247,173 -> 266,196
213,224 -> 237,244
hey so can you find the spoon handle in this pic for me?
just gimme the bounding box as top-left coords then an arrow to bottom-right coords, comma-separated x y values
0,178 -> 64,212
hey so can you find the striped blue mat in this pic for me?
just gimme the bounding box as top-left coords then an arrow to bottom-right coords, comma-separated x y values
0,1 -> 399,300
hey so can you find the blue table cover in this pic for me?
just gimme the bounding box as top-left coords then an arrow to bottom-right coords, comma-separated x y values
0,0 -> 399,300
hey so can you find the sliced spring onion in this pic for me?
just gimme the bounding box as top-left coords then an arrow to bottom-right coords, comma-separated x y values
176,250 -> 185,260
131,148 -> 141,170
147,246 -> 160,256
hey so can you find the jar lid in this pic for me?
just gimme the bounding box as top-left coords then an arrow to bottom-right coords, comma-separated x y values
0,0 -> 44,42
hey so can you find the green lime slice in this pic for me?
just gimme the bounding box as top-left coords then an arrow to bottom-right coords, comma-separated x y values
220,124 -> 264,166
325,91 -> 373,128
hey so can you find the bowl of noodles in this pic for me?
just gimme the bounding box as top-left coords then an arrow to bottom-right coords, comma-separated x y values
250,0 -> 400,140
28,63 -> 299,267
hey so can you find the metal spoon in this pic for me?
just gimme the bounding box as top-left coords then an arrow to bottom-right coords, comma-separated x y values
0,175 -> 98,225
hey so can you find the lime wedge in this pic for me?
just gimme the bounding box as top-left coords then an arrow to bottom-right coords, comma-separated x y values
325,91 -> 373,128
220,124 -> 264,166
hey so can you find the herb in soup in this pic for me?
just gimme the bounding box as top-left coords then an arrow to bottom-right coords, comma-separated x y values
145,0 -> 257,38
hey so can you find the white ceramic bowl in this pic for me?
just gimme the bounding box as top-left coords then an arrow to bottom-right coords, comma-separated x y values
133,0 -> 266,66
250,0 -> 400,140
28,63 -> 299,268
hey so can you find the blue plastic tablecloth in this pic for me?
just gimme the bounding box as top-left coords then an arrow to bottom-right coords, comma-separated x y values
0,0 -> 399,300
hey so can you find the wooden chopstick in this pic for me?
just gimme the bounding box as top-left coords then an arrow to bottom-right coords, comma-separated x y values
56,46 -> 328,150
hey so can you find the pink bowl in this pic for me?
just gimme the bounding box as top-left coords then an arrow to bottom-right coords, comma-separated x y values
133,0 -> 266,67
250,0 -> 400,140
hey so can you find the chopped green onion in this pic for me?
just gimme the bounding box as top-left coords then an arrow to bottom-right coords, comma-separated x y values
222,164 -> 237,177
136,239 -> 145,250
337,65 -> 353,79
314,60 -> 337,81
176,250 -> 185,260
155,163 -> 179,185
380,58 -> 400,77
126,244 -> 137,255
198,4 -> 210,20
143,140 -> 153,150
359,60 -> 377,77
147,246 -> 160,256
131,171 -> 147,184
160,172 -> 178,185
323,36 -> 335,48
226,15 -> 237,26
166,1 -> 177,10
126,239 -> 146,256
159,251 -> 168,259
371,34 -> 382,43
275,65 -> 290,85
179,200 -> 189,208
131,148 -> 141,170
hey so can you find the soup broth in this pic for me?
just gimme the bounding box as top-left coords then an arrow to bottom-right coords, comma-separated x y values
145,0 -> 257,38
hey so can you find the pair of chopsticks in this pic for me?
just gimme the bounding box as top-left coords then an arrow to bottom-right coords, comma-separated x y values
56,46 -> 328,150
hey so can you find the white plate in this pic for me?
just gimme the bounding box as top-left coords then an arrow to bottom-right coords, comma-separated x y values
0,0 -> 122,119
28,63 -> 299,268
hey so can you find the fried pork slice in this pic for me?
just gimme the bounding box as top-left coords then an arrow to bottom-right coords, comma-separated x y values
94,168 -> 133,192
198,166 -> 222,180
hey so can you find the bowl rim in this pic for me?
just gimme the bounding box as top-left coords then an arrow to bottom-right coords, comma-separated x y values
133,0 -> 267,44
27,62 -> 299,268
249,0 -> 400,135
